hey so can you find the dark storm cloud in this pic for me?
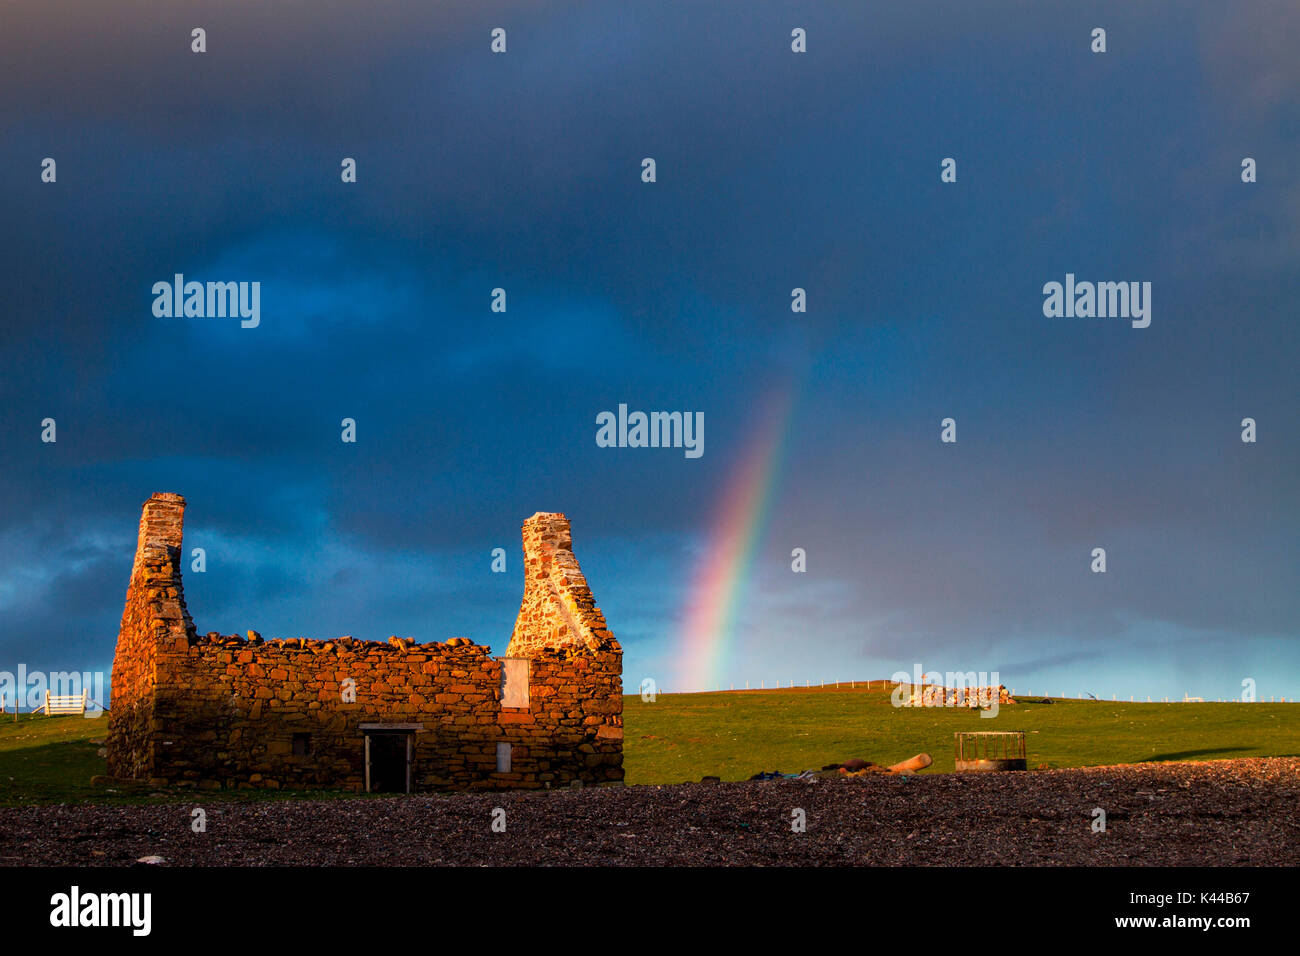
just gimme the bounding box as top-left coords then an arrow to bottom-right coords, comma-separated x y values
0,1 -> 1295,697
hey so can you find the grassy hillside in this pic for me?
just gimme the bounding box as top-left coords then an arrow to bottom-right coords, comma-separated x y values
1,687 -> 1296,802
0,713 -> 107,804
622,685 -> 1300,784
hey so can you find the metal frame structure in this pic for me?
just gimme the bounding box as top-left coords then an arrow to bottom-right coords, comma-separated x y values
954,731 -> 1028,771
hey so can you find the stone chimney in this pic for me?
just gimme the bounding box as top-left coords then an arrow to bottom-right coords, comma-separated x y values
506,512 -> 617,657
107,493 -> 196,778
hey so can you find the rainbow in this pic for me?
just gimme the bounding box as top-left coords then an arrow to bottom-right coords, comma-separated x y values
678,383 -> 798,691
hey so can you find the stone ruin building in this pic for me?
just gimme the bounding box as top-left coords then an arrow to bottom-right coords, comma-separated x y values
106,493 -> 623,792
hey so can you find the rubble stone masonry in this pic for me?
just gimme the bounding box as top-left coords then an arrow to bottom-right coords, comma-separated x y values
106,496 -> 623,791
506,511 -> 616,657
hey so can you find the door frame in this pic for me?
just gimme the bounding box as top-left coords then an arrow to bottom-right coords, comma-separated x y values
359,723 -> 423,794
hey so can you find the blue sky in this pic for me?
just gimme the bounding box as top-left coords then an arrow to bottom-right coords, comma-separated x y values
1,1 -> 1297,701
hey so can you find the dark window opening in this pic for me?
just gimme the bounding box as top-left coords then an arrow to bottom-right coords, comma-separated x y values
292,733 -> 312,756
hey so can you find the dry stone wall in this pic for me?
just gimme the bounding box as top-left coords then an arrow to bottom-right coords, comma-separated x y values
107,496 -> 622,791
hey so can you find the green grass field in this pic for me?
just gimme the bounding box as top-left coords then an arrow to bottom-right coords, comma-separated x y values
0,713 -> 112,805
622,685 -> 1300,784
1,685 -> 1296,803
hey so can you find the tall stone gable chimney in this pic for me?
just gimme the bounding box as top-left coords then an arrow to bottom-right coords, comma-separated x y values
506,512 -> 618,657
106,493 -> 196,779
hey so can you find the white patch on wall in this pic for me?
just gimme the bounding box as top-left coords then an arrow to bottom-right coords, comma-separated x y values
496,742 -> 512,773
501,658 -> 529,708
